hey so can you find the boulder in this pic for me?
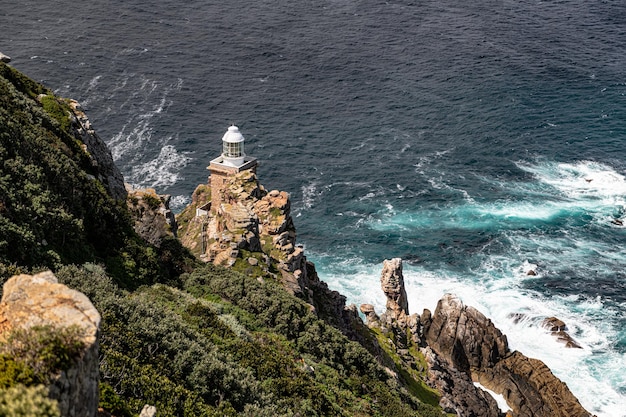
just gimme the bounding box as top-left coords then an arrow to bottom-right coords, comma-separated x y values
0,271 -> 101,417
139,405 -> 157,417
359,303 -> 380,326
425,294 -> 508,373
0,52 -> 11,63
542,317 -> 582,349
542,317 -> 566,332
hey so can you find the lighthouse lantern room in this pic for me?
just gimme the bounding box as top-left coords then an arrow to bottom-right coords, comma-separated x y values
206,125 -> 258,214
221,125 -> 245,167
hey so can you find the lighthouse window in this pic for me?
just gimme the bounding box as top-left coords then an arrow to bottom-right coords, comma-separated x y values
223,141 -> 243,158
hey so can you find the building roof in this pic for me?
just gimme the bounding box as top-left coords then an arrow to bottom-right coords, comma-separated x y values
222,125 -> 244,143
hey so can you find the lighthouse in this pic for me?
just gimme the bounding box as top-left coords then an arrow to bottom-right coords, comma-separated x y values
206,125 -> 258,213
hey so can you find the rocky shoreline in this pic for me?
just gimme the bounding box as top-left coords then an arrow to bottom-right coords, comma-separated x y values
177,170 -> 594,417
361,258 -> 592,417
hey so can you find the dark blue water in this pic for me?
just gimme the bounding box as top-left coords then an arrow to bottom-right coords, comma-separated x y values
3,0 -> 626,413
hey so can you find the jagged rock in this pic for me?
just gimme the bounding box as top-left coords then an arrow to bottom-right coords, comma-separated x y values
0,52 -> 11,63
380,258 -> 409,320
425,294 -> 508,373
552,331 -> 582,349
420,308 -> 432,335
475,351 -> 591,417
0,271 -> 100,417
542,317 -> 582,348
68,100 -> 126,201
359,304 -> 380,326
422,347 -> 503,417
543,317 -> 566,331
424,293 -> 591,417
127,187 -> 178,247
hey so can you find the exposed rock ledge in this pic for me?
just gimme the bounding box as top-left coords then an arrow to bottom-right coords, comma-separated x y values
0,271 -> 101,417
127,186 -> 178,247
362,258 -> 593,417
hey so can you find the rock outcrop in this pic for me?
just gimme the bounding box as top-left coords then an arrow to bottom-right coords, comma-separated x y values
422,346 -> 503,417
127,186 -> 178,247
0,271 -> 101,417
178,171 -> 365,339
380,258 -> 409,321
0,51 -> 10,63
542,317 -> 582,349
362,258 -> 593,417
425,294 -> 509,372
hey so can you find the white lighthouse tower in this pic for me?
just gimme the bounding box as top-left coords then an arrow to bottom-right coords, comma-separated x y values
206,125 -> 258,213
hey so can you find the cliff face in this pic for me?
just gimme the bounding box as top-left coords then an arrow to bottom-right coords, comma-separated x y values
0,62 -> 136,275
126,186 -> 178,247
177,171 -> 363,337
67,100 -> 126,202
0,271 -> 101,417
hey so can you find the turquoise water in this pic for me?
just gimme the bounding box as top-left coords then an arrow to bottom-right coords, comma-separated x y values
3,0 -> 626,414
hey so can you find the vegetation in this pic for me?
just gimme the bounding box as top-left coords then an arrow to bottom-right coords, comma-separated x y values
0,63 -> 446,416
0,325 -> 86,386
0,385 -> 60,417
0,62 -> 194,289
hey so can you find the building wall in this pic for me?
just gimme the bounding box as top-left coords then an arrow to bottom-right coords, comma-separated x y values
208,160 -> 258,213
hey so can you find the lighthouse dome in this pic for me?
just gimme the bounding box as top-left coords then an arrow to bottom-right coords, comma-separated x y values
222,125 -> 245,143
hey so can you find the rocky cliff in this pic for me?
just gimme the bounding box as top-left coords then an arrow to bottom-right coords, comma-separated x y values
66,100 -> 126,202
0,271 -> 101,417
177,170 -> 364,337
362,258 -> 593,417
127,186 -> 178,247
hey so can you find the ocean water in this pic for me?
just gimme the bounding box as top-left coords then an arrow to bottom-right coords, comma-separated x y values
3,0 -> 626,414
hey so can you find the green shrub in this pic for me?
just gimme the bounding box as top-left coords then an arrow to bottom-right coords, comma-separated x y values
0,326 -> 85,384
98,383 -> 133,417
39,96 -> 71,133
0,385 -> 60,417
142,194 -> 162,210
0,355 -> 34,388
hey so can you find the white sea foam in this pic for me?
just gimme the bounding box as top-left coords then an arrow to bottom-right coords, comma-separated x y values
129,144 -> 192,189
310,157 -> 626,416
169,195 -> 191,211
518,160 -> 626,205
300,181 -> 319,210
473,382 -> 511,413
107,76 -> 183,165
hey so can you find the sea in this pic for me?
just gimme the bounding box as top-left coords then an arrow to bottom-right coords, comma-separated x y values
2,0 -> 625,414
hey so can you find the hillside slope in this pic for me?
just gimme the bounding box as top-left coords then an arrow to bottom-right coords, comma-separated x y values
0,62 -> 446,416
